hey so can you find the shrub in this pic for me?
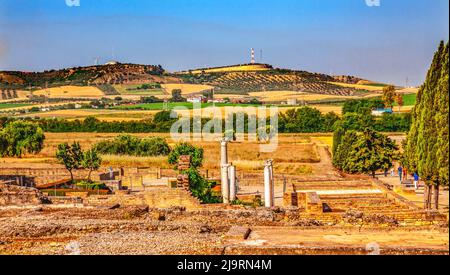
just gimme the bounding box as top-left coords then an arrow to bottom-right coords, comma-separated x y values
94,135 -> 170,157
168,142 -> 204,169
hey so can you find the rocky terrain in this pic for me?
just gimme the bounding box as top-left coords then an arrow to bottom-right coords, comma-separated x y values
0,205 -> 447,255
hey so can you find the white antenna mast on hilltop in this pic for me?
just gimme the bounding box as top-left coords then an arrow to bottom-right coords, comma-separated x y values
251,48 -> 255,64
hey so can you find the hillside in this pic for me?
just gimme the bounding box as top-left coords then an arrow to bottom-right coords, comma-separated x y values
178,63 -> 273,74
176,67 -> 368,96
0,63 -> 165,89
1,63 -> 378,99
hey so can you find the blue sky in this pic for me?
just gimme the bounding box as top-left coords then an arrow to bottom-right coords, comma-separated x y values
0,0 -> 448,86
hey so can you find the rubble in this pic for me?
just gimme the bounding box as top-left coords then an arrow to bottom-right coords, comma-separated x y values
0,183 -> 50,206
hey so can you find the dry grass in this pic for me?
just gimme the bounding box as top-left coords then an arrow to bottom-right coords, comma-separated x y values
248,90 -> 358,102
161,84 -> 214,96
33,86 -> 104,98
328,82 -> 385,92
188,64 -> 270,74
12,133 -> 321,175
101,155 -> 172,169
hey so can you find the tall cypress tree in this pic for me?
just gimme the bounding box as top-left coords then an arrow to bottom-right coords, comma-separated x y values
405,41 -> 449,209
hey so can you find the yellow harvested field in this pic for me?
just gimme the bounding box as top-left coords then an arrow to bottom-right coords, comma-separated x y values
33,86 -> 104,98
328,82 -> 384,91
19,109 -> 159,120
0,90 -> 32,102
162,84 -> 213,96
248,90 -> 358,102
188,64 -> 270,74
11,132 -> 321,175
396,87 -> 419,94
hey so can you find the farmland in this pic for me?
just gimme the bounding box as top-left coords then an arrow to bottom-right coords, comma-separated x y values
0,103 -> 32,109
33,86 -> 105,98
113,84 -> 165,96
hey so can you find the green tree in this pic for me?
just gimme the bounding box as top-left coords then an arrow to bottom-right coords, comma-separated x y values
56,142 -> 83,183
396,94 -> 404,112
168,142 -> 204,169
170,89 -> 187,102
382,85 -> 397,110
333,129 -> 398,178
82,148 -> 102,182
405,41 -> 449,209
0,121 -> 45,157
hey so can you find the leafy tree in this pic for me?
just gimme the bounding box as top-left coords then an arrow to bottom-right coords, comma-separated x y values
0,121 -> 45,157
342,99 -> 384,115
332,121 -> 345,156
341,112 -> 375,131
279,107 -> 324,133
396,94 -> 404,112
141,96 -> 163,103
168,142 -> 204,169
382,85 -> 397,110
82,148 -> 102,182
170,89 -> 187,102
93,135 -> 170,156
322,112 -> 340,132
153,110 -> 173,123
183,167 -> 220,203
56,142 -> 83,183
333,129 -> 399,178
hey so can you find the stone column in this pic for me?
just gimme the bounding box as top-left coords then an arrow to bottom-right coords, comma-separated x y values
264,161 -> 272,207
220,139 -> 228,166
229,165 -> 237,202
268,160 -> 275,207
221,164 -> 230,204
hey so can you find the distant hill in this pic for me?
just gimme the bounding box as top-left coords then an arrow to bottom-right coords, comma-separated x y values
176,66 -> 369,96
1,62 -> 378,97
0,63 -> 165,89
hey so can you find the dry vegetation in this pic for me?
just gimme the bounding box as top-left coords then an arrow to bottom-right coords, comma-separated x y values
33,86 -> 105,98
161,83 -> 214,96
5,133 -> 323,175
248,90 -> 359,102
186,64 -> 271,74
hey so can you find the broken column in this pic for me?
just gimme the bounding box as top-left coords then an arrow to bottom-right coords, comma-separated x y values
268,160 -> 275,207
264,160 -> 274,208
220,139 -> 228,165
221,164 -> 230,204
229,165 -> 237,202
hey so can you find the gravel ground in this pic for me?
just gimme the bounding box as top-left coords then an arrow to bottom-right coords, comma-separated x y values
0,205 -> 447,255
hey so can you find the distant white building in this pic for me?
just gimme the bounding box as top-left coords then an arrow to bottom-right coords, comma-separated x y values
104,61 -> 119,65
187,96 -> 205,103
372,108 -> 393,116
207,99 -> 225,103
287,98 -> 298,106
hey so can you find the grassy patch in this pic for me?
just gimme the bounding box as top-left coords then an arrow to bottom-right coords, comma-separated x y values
115,102 -> 263,110
393,93 -> 417,107
0,103 -> 32,109
113,84 -> 164,96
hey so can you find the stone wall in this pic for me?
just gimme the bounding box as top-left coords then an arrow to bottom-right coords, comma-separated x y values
0,182 -> 49,206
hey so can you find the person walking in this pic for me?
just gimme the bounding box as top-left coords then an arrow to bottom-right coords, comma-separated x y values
398,165 -> 403,183
413,172 -> 419,190
403,167 -> 408,181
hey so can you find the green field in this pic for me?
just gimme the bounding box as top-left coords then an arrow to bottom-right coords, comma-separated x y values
394,93 -> 417,106
115,102 -> 265,110
0,103 -> 32,110
113,84 -> 165,96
